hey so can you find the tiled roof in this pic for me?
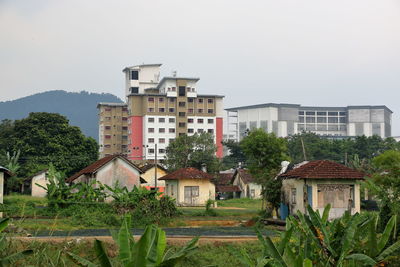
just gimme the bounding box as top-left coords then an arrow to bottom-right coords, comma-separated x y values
66,155 -> 142,183
234,169 -> 255,184
0,166 -> 13,177
279,160 -> 365,180
216,185 -> 241,193
140,163 -> 168,173
212,173 -> 233,185
158,167 -> 213,180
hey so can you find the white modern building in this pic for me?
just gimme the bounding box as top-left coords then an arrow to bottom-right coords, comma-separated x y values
226,103 -> 392,141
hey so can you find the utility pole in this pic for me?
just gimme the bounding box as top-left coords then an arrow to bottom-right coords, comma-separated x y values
300,137 -> 307,161
154,143 -> 157,189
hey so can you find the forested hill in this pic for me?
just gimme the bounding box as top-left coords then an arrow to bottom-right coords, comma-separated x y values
0,90 -> 123,140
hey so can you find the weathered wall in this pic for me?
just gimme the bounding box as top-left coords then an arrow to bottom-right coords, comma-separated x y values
172,179 -> 215,206
31,172 -> 48,197
282,179 -> 306,214
141,167 -> 167,188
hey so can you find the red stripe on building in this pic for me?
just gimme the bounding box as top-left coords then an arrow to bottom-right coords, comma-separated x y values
128,116 -> 143,160
216,117 -> 223,158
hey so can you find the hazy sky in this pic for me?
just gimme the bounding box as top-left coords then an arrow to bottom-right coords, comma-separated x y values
1,0 -> 400,134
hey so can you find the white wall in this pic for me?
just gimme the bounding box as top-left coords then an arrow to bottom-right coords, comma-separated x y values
31,172 -> 49,197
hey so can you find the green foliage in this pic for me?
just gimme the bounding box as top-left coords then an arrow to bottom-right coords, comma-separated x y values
0,218 -> 33,266
222,140 -> 246,169
0,112 -> 98,178
240,129 -> 289,208
67,215 -> 199,267
165,133 -> 220,173
236,205 -> 400,267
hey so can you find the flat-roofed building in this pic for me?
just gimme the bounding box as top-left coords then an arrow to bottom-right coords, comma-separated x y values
226,103 -> 392,141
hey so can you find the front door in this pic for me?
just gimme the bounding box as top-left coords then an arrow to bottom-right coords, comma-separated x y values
184,186 -> 199,205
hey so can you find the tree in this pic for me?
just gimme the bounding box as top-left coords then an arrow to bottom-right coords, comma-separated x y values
164,133 -> 220,173
240,129 -> 290,209
221,140 -> 246,169
0,112 -> 98,178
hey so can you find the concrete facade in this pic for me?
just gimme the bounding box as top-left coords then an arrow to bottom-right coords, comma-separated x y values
226,104 -> 392,141
164,178 -> 215,206
232,172 -> 262,199
31,170 -> 49,197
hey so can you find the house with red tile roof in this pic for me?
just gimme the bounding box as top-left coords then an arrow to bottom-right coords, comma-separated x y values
66,155 -> 144,200
159,167 -> 215,206
279,160 -> 365,220
139,163 -> 168,193
232,169 -> 262,199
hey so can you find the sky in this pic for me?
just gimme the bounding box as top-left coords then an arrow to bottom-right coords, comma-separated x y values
1,0 -> 400,134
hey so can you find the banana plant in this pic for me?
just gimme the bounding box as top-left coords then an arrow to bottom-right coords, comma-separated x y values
346,215 -> 400,266
0,218 -> 33,266
67,215 -> 199,267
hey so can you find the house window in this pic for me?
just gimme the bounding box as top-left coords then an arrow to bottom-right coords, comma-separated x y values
104,144 -> 111,148
122,126 -> 128,131
159,148 -> 165,154
148,117 -> 155,123
188,108 -> 194,114
179,122 -> 186,127
179,102 -> 186,107
122,117 -> 128,121
179,112 -> 185,117
208,99 -> 214,103
188,98 -> 194,103
188,118 -> 194,123
130,87 -> 139,94
169,128 -> 175,133
186,87 -> 191,92
208,109 -> 214,114
188,128 -> 194,133
198,98 -> 204,103
291,188 -> 296,204
159,138 -> 165,143
159,128 -> 165,133
148,138 -> 154,143
207,129 -> 214,134
169,98 -> 175,102
122,135 -> 128,140
197,129 -> 204,133
159,108 -> 165,113
105,126 -> 111,130
208,119 -> 214,124
159,98 -> 164,102
148,148 -> 155,154
169,118 -> 175,123
105,108 -> 112,111
122,107 -> 128,112
169,138 -> 175,143
148,108 -> 154,112
131,70 -> 139,80
179,86 -> 186,96
198,109 -> 203,113
197,119 -> 204,123
148,97 -> 154,102
159,118 -> 165,123
148,128 -> 154,133
105,135 -> 111,139
169,108 -> 175,113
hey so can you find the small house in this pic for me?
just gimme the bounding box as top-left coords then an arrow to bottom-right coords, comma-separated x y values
30,169 -> 49,197
279,160 -> 364,220
212,173 -> 240,200
0,166 -> 12,217
66,155 -> 144,194
140,163 -> 168,192
232,169 -> 262,199
159,167 -> 215,206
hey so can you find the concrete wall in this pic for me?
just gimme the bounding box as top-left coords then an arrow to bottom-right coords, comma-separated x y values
165,179 -> 215,206
232,173 -> 262,199
31,172 -> 49,197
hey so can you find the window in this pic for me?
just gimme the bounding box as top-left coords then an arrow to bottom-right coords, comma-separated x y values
328,112 -> 338,116
179,112 -> 185,117
188,108 -> 194,114
179,102 -> 186,107
299,111 -> 304,115
122,135 -> 128,140
159,118 -> 165,123
122,117 -> 128,121
148,117 -> 155,123
159,108 -> 165,113
197,129 -> 204,133
104,144 -> 111,148
188,128 -> 194,133
148,148 -> 155,154
198,98 -> 204,103
122,126 -> 128,130
148,128 -> 154,133
169,128 -> 175,133
188,98 -> 194,103
169,118 -> 175,123
169,138 -> 175,143
317,111 -> 326,116
171,87 -> 176,91
130,87 -> 139,94
208,99 -> 213,103
159,98 -> 164,102
105,108 -> 112,111
317,117 -> 326,123
186,87 -> 191,92
131,70 -> 138,80
105,135 -> 111,139
105,126 -> 111,130
169,108 -> 175,113
159,149 -> 165,154
197,118 -> 204,123
208,119 -> 214,124
291,188 -> 296,204
306,111 -> 315,115
122,107 -> 128,111
306,117 -> 315,123
105,117 -> 111,120
159,138 -> 165,143
328,117 -> 338,123
179,86 -> 186,96
169,98 -> 175,102
207,109 -> 213,114
207,129 -> 214,134
148,138 -> 154,143
198,109 -> 203,113
188,118 -> 194,123
148,108 -> 154,112
148,97 -> 154,102
179,122 -> 186,127
159,128 -> 165,133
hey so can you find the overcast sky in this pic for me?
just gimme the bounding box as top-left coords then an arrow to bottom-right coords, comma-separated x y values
1,0 -> 400,135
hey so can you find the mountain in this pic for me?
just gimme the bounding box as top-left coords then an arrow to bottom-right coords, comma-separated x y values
0,90 -> 123,140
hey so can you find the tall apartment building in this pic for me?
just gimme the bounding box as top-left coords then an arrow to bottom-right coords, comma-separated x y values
98,103 -> 129,158
98,64 -> 224,160
226,103 -> 392,141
